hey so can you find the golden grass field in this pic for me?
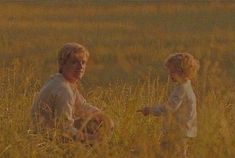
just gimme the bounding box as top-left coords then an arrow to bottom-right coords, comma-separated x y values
0,1 -> 235,158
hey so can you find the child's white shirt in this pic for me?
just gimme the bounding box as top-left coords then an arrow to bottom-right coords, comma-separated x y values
154,80 -> 197,138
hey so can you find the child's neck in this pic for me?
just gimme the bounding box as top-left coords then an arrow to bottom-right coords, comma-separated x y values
177,78 -> 189,84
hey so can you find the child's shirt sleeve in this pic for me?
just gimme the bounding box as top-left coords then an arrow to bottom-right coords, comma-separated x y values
165,85 -> 186,113
152,106 -> 165,116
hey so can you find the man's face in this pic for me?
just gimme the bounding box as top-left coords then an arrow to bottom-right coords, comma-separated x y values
61,52 -> 88,83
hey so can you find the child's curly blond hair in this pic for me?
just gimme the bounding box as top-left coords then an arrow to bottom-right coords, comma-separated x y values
165,53 -> 200,79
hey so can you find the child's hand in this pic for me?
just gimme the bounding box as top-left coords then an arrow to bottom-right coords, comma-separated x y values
137,107 -> 151,116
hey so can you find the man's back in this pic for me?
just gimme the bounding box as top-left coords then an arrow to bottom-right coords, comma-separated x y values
31,73 -> 76,129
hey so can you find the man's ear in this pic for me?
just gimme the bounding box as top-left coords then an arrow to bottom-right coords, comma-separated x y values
59,64 -> 65,73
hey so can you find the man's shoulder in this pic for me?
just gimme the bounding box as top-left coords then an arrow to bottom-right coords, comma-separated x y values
43,73 -> 73,94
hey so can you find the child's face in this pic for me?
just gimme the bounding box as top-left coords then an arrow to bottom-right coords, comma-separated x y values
168,68 -> 184,83
61,52 -> 88,83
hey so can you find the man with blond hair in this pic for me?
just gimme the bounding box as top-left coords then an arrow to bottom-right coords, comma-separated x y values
32,43 -> 114,142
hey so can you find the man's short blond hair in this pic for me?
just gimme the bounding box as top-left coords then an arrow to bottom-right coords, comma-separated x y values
58,43 -> 89,73
165,53 -> 200,79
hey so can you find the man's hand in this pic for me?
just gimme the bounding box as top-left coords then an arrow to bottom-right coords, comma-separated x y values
137,107 -> 151,116
77,129 -> 85,141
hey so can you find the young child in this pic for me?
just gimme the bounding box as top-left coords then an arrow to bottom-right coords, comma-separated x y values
137,53 -> 200,158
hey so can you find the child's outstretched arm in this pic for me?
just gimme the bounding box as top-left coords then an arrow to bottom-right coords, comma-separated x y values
152,106 -> 166,116
136,107 -> 151,116
137,106 -> 165,116
137,85 -> 186,116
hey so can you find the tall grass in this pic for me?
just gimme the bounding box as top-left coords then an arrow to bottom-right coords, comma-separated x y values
0,1 -> 235,158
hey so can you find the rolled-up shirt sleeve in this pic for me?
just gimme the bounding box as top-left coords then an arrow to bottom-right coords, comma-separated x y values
82,102 -> 100,113
74,91 -> 100,119
165,86 -> 185,113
